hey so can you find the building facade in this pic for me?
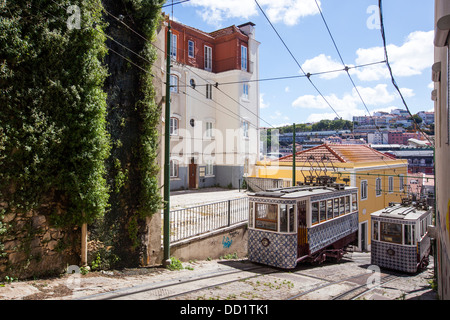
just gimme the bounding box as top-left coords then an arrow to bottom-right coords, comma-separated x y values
158,19 -> 260,190
253,144 -> 408,253
432,0 -> 450,300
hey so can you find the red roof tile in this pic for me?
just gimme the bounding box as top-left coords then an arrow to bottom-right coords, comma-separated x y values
278,144 -> 397,164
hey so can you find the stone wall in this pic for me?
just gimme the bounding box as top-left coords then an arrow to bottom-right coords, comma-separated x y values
0,205 -> 80,280
170,223 -> 248,262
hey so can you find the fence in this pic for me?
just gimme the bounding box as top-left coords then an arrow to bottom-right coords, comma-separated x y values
167,197 -> 249,243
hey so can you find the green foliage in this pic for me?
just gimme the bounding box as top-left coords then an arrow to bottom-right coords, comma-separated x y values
166,256 -> 184,271
124,0 -> 165,219
0,0 -> 110,226
278,119 -> 352,134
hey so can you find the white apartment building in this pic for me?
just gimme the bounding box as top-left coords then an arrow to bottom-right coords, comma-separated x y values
156,19 -> 260,190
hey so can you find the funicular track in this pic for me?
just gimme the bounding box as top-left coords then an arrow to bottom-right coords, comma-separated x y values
78,263 -> 280,300
77,256 -> 427,301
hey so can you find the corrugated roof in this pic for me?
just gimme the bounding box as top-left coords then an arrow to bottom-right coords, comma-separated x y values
278,144 -> 397,164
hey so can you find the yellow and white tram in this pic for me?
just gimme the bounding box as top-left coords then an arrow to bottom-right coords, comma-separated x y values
371,201 -> 433,273
248,181 -> 359,269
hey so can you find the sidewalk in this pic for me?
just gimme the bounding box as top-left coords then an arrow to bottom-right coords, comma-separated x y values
170,187 -> 249,209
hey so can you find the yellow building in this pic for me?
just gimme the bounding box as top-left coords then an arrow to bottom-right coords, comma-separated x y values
254,144 -> 408,251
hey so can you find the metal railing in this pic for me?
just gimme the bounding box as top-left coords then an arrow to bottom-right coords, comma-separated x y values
167,197 -> 249,243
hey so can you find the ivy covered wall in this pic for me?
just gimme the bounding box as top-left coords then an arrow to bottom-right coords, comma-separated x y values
0,0 -> 164,278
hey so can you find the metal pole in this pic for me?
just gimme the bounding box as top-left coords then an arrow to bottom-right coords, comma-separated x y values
163,24 -> 172,264
293,123 -> 296,186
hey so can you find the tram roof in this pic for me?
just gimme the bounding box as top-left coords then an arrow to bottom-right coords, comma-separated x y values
249,185 -> 358,199
371,204 -> 431,221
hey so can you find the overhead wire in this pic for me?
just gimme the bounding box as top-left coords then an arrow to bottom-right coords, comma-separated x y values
312,0 -> 399,172
254,0 -> 341,120
377,0 -> 434,147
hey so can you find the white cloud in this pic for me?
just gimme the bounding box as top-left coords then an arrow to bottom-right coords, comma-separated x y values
352,30 -> 434,81
292,84 -> 413,121
301,54 -> 345,79
301,30 -> 434,82
285,86 -> 290,92
184,0 -> 320,27
257,0 -> 320,26
428,82 -> 434,90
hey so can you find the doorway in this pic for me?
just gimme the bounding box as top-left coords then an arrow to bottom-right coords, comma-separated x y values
297,200 -> 308,257
360,221 -> 368,252
189,158 -> 197,189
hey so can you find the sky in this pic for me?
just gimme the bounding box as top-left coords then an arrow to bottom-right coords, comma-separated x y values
166,0 -> 435,127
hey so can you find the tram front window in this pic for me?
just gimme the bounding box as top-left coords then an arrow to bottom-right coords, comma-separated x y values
255,203 -> 278,231
380,222 -> 402,244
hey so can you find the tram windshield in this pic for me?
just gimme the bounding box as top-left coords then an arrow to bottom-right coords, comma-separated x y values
380,222 -> 402,244
255,203 -> 277,231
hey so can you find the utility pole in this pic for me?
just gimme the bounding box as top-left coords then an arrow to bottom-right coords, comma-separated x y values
163,23 -> 172,265
292,123 -> 296,187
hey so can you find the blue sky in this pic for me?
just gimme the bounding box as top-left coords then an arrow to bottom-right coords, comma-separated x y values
167,0 -> 435,127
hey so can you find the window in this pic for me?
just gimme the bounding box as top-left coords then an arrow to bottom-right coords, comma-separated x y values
372,221 -> 379,241
311,202 -> 319,225
249,203 -> 254,228
188,40 -> 195,58
280,205 -> 288,232
333,198 -> 339,218
169,159 -> 179,178
170,74 -> 178,93
380,222 -> 402,244
255,203 -> 278,231
170,33 -> 177,59
345,195 -> 350,213
388,176 -> 394,193
375,177 -> 382,196
204,45 -> 212,71
170,117 -> 179,136
319,200 -> 326,222
339,197 -> 345,215
399,175 -> 404,191
288,205 -> 295,232
243,83 -> 249,99
206,84 -> 212,99
205,121 -> 213,138
352,193 -> 358,212
205,159 -> 214,176
361,180 -> 368,200
242,121 -> 249,138
326,200 -> 333,220
241,45 -> 247,71
404,224 -> 414,245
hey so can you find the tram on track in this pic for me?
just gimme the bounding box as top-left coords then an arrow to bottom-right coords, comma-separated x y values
247,177 -> 359,269
370,200 -> 433,273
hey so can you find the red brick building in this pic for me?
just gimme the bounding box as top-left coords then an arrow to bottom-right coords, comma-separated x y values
167,20 -> 254,73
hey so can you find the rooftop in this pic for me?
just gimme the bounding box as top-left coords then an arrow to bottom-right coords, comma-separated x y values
371,203 -> 431,221
277,144 -> 397,164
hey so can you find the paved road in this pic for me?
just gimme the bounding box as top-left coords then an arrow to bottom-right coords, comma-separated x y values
0,252 -> 436,301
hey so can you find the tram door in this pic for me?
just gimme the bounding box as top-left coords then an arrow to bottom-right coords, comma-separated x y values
297,200 -> 308,257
